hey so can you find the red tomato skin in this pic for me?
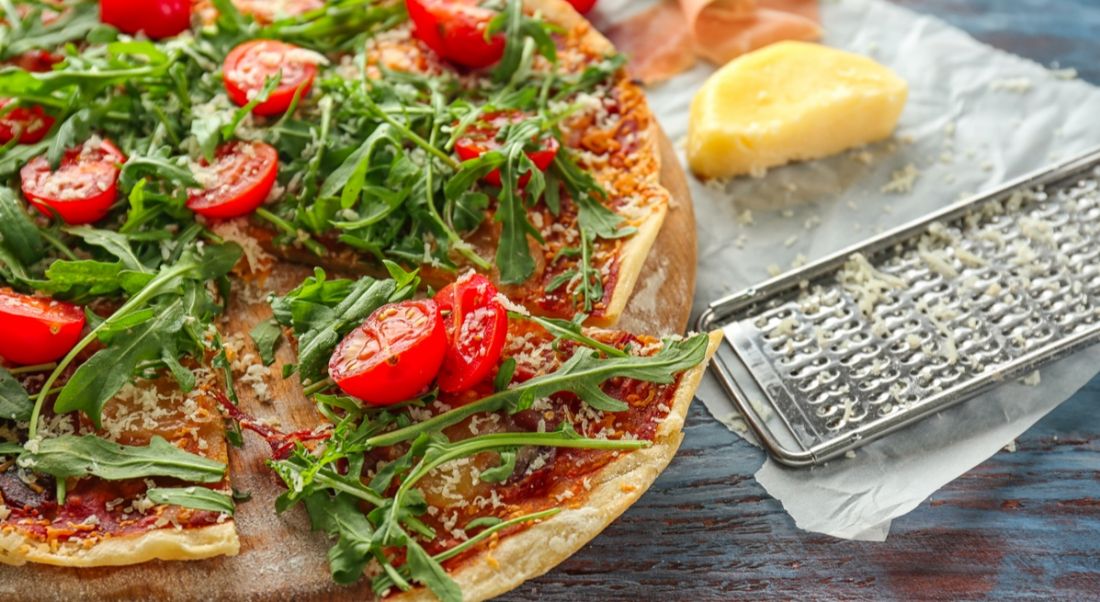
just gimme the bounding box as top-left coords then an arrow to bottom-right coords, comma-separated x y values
187,140 -> 279,219
435,274 -> 509,394
406,0 -> 506,69
454,111 -> 560,187
330,300 -> 447,406
223,40 -> 318,117
100,0 -> 191,39
20,139 -> 126,225
565,0 -> 597,13
0,100 -> 54,144
0,288 -> 86,366
10,50 -> 62,73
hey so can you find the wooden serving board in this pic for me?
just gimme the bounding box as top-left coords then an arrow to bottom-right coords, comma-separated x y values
0,131 -> 697,601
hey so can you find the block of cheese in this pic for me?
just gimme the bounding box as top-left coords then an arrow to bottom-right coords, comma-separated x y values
687,41 -> 908,179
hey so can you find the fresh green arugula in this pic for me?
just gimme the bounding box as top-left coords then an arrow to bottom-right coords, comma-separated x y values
34,242 -> 242,432
250,318 -> 283,367
147,486 -> 237,516
0,367 -> 32,422
18,435 -> 226,483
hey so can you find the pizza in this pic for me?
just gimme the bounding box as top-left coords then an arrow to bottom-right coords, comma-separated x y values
0,0 -> 715,599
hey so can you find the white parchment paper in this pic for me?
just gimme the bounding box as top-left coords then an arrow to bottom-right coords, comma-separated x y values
592,0 -> 1100,540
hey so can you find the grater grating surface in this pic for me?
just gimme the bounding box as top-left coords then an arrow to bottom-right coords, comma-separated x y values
698,147 -> 1100,466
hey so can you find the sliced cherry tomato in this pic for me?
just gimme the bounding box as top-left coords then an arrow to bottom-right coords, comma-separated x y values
100,0 -> 191,39
20,138 -> 126,225
330,300 -> 447,406
0,288 -> 86,366
434,274 -> 508,394
223,39 -> 318,117
454,110 -> 560,187
565,0 -> 597,13
187,140 -> 278,219
406,0 -> 505,69
0,100 -> 54,144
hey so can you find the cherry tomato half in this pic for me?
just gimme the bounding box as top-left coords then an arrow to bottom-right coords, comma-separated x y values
330,300 -> 447,406
100,0 -> 191,39
565,0 -> 597,14
187,140 -> 278,219
223,39 -> 318,117
434,274 -> 508,394
406,0 -> 506,69
454,110 -> 560,187
0,288 -> 86,366
0,100 -> 54,145
20,138 -> 126,225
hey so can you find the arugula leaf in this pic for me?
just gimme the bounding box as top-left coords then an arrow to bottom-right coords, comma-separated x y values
451,191 -> 489,233
30,260 -> 125,297
147,487 -> 236,515
405,539 -> 462,602
18,435 -> 226,483
64,226 -> 147,272
35,243 -> 242,431
478,449 -> 517,483
513,335 -> 707,412
46,109 -> 95,169
250,319 -> 283,367
493,357 -> 516,392
495,150 -> 539,284
118,154 -> 200,192
53,296 -> 185,425
515,314 -> 627,358
1,3 -> 103,59
304,491 -> 376,585
0,187 -> 44,266
0,368 -> 32,422
319,124 -> 399,202
0,441 -> 22,456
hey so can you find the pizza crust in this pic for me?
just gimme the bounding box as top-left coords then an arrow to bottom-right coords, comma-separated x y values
531,0 -> 675,328
0,522 -> 239,568
602,199 -> 670,327
393,330 -> 722,602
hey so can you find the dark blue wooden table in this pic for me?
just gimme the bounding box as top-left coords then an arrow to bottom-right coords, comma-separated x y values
505,2 -> 1100,599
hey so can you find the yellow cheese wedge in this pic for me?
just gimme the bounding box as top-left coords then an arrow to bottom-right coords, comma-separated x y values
687,41 -> 908,179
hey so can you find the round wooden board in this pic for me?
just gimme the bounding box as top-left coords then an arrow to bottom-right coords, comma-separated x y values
0,130 -> 697,601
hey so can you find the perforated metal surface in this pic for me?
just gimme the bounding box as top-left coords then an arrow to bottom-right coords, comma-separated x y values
699,148 -> 1100,466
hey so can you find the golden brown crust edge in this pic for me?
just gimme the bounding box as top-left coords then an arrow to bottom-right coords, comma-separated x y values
393,330 -> 722,602
0,523 -> 239,568
528,0 -> 673,328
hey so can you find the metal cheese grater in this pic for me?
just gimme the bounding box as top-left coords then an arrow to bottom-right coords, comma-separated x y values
697,146 -> 1100,467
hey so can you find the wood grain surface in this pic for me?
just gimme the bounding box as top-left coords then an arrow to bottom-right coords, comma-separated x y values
0,131 -> 697,601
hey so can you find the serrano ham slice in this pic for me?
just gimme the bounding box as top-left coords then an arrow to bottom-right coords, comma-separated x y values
606,0 -> 821,84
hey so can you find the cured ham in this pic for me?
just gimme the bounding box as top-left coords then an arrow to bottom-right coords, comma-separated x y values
606,0 -> 821,84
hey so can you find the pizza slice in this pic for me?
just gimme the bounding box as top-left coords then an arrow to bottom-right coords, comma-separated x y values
224,267 -> 718,601
0,205 -> 245,566
0,374 -> 238,567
